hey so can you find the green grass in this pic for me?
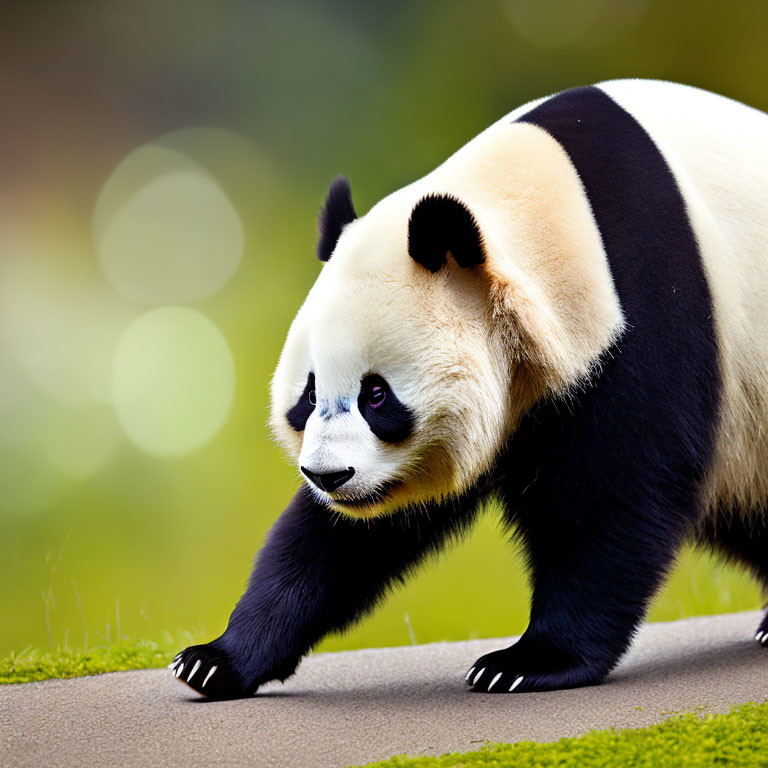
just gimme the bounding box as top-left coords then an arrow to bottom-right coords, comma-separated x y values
0,638 -> 178,685
355,703 -> 768,768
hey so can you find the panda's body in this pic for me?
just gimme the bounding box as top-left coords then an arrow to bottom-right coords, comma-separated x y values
175,80 -> 768,698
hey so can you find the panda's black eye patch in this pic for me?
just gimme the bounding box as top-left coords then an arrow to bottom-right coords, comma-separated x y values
286,372 -> 316,432
358,374 -> 413,443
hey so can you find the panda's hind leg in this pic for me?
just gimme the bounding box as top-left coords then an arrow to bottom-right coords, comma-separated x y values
697,508 -> 768,646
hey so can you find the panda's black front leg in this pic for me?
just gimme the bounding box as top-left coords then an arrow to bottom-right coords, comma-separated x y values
173,485 -> 476,699
467,487 -> 693,693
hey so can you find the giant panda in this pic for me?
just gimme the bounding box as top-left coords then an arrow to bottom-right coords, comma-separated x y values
172,79 -> 768,698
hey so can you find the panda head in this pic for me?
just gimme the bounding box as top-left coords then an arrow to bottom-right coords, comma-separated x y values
270,157 -> 622,518
269,175 -> 522,518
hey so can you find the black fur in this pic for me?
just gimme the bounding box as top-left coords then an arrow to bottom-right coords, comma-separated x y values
317,176 -> 356,262
698,511 -> 768,582
175,485 -> 480,698
357,374 -> 414,443
286,372 -> 315,432
176,86 -> 725,698
408,194 -> 485,272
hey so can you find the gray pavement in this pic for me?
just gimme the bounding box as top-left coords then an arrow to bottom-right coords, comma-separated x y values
2,611 -> 768,768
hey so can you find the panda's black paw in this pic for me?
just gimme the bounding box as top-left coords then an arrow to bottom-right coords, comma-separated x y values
465,641 -> 605,694
170,643 -> 250,700
754,617 -> 768,647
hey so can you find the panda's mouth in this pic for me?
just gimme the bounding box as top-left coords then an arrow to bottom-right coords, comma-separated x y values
329,479 -> 400,509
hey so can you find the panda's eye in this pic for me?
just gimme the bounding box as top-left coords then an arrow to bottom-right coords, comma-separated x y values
308,389 -> 316,405
369,385 -> 386,408
358,373 -> 413,442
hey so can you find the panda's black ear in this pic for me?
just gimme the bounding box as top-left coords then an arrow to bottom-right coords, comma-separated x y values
317,175 -> 357,262
407,194 -> 486,273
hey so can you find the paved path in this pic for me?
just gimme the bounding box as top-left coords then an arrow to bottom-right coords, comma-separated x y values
3,611 -> 768,768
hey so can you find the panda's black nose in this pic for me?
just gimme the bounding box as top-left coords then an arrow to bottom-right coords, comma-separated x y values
301,466 -> 355,493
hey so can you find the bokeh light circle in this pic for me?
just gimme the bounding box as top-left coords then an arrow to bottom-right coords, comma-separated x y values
112,307 -> 236,457
0,231 -> 134,406
96,144 -> 244,304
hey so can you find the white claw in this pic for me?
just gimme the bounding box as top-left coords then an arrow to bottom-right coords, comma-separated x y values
465,667 -> 476,682
487,672 -> 503,692
187,659 -> 202,684
757,632 -> 764,642
472,667 -> 485,686
174,653 -> 182,661
167,663 -> 177,670
202,666 -> 218,688
508,675 -> 524,692
175,663 -> 184,678
762,635 -> 768,646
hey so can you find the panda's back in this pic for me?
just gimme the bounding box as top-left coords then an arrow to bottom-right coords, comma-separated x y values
595,80 -> 768,514
520,80 -> 768,514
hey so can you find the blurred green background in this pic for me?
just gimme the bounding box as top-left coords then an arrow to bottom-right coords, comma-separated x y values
2,0 -> 767,659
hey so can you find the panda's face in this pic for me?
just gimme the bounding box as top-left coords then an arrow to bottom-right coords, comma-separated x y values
270,188 -> 517,518
286,364 -> 415,512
